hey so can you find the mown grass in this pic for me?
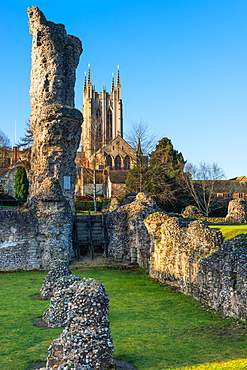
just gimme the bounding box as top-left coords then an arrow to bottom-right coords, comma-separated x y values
1,267 -> 247,370
210,225 -> 247,241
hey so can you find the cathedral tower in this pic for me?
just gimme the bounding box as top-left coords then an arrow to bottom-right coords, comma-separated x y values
81,65 -> 123,158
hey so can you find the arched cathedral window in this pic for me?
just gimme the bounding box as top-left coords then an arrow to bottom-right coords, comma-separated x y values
106,108 -> 112,143
96,108 -> 101,119
124,155 -> 130,170
105,154 -> 112,169
115,155 -> 121,170
92,109 -> 102,151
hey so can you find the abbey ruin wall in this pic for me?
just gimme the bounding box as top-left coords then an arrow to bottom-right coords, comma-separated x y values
0,208 -> 40,270
146,214 -> 247,320
0,178 -> 75,270
106,192 -> 162,269
0,7 -> 83,270
107,193 -> 247,321
27,6 -> 82,207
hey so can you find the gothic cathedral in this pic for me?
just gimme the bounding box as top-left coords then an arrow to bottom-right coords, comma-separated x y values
76,66 -> 145,197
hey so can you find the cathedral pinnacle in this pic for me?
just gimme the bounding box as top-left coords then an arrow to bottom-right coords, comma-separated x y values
111,73 -> 114,92
117,65 -> 121,86
137,137 -> 143,156
87,63 -> 91,85
84,71 -> 87,91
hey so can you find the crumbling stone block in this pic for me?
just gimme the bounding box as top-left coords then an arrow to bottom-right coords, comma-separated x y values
1,7 -> 82,270
107,192 -> 164,269
226,199 -> 247,223
44,278 -> 114,370
182,205 -> 203,218
40,262 -> 80,300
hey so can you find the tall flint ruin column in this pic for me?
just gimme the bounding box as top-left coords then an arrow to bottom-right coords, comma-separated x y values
27,6 -> 82,209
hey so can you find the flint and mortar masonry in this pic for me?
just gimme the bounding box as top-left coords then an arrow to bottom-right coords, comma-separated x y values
41,273 -> 114,370
107,192 -> 247,321
107,192 -> 163,269
27,6 -> 82,207
146,214 -> 247,320
226,199 -> 247,223
40,262 -> 77,300
1,7 -> 82,270
0,208 -> 40,270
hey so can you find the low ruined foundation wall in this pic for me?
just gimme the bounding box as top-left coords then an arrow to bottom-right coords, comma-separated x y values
0,179 -> 75,271
106,193 -> 247,321
0,209 -> 41,270
145,215 -> 247,320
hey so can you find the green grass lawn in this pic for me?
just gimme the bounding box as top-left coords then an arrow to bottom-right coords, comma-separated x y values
1,267 -> 247,370
209,225 -> 247,241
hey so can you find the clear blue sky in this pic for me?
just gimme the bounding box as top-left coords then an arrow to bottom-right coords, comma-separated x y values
1,0 -> 247,178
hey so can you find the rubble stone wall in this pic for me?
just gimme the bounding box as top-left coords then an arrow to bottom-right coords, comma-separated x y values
0,179 -> 75,270
107,193 -> 247,320
40,270 -> 113,370
146,215 -> 247,320
0,8 -> 82,270
27,6 -> 82,208
107,192 -> 162,269
0,208 -> 40,270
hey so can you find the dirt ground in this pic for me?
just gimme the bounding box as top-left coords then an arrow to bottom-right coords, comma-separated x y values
70,255 -> 130,269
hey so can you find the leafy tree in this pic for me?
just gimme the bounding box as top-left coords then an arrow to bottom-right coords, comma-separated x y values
184,162 -> 225,216
14,166 -> 29,199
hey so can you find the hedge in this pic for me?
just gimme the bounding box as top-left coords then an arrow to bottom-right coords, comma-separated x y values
74,200 -> 102,212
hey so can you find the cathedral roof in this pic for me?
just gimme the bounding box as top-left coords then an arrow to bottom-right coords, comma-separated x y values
96,135 -> 136,156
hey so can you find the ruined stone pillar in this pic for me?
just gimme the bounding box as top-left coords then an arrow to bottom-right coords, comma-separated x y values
27,6 -> 83,209
34,178 -> 74,268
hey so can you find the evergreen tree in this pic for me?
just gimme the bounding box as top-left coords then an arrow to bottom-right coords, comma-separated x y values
148,138 -> 186,210
17,121 -> 33,162
14,166 -> 29,199
126,137 -> 189,212
149,137 -> 185,178
125,163 -> 150,194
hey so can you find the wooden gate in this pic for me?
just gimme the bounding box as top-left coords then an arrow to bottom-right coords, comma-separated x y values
73,212 -> 107,259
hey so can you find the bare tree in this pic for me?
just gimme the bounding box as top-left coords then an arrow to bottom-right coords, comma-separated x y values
77,116 -> 103,212
124,121 -> 156,156
0,129 -> 11,169
124,121 -> 157,193
90,115 -> 103,212
184,162 -> 225,216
